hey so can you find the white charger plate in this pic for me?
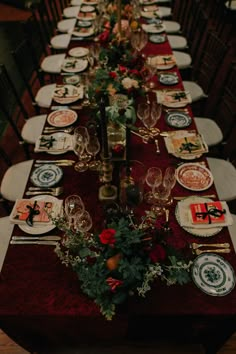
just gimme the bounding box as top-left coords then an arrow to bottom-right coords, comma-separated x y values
175,196 -> 222,237
53,84 -> 83,104
192,253 -> 235,296
30,164 -> 63,187
68,47 -> 89,57
19,195 -> 62,235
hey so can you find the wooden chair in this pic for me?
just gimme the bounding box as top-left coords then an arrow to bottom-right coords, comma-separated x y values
11,40 -> 56,110
183,30 -> 232,113
0,217 -> 14,273
0,64 -> 47,152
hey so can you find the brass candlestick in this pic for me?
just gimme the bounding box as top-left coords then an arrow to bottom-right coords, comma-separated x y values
99,156 -> 117,201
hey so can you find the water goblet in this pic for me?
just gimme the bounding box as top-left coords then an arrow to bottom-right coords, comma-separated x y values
151,183 -> 171,216
74,210 -> 93,233
145,167 -> 162,204
74,126 -> 91,166
130,29 -> 148,55
163,166 -> 176,205
73,132 -> 88,172
64,195 -> 85,229
136,102 -> 150,123
86,135 -> 101,170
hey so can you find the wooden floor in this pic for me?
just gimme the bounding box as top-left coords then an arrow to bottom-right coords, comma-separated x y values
1,328 -> 236,354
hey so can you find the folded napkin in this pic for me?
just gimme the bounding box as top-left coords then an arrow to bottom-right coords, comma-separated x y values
164,130 -> 208,156
141,23 -> 166,33
149,55 -> 176,67
34,134 -> 73,153
177,199 -> 233,229
9,199 -> 55,226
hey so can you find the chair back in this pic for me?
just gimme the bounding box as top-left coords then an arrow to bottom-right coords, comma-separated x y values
11,39 -> 45,112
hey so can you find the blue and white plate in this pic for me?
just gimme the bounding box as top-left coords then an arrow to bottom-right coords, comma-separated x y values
165,111 -> 192,128
149,34 -> 167,43
158,72 -> 179,85
31,164 -> 63,187
192,253 -> 235,296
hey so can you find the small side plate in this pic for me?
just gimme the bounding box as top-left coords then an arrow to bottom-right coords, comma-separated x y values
158,72 -> 179,85
31,164 -> 63,187
149,34 -> 167,44
165,111 -> 192,128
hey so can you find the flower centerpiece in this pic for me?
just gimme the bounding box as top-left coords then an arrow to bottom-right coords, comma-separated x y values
53,214 -> 192,321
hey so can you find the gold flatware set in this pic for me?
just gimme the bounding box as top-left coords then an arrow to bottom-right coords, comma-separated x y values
190,242 -> 231,255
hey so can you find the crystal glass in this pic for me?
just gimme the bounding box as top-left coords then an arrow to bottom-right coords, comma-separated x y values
74,210 -> 93,233
130,29 -> 148,54
64,195 -> 85,229
86,135 -> 101,170
74,126 -> 90,172
73,132 -> 87,172
136,102 -> 150,122
163,166 -> 176,205
145,167 -> 162,204
151,183 -> 171,216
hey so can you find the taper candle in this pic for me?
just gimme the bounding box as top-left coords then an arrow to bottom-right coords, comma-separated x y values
99,97 -> 109,159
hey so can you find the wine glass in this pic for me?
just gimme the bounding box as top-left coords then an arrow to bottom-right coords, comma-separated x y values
145,167 -> 162,204
74,210 -> 93,233
64,195 -> 85,229
149,101 -> 162,136
142,60 -> 157,89
86,135 -> 101,170
73,132 -> 87,172
130,29 -> 148,55
74,126 -> 90,168
151,183 -> 171,216
136,102 -> 150,122
163,166 -> 176,205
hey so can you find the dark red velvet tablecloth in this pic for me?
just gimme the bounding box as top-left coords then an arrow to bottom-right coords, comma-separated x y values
0,26 -> 236,354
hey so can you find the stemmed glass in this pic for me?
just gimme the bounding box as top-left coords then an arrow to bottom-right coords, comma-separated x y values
86,135 -> 101,170
73,127 -> 89,172
130,29 -> 148,55
64,195 -> 85,229
151,183 -> 171,216
74,210 -> 93,233
145,167 -> 162,204
163,166 -> 176,206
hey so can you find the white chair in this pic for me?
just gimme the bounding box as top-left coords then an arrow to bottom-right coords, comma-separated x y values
1,160 -> 34,202
0,217 -> 14,273
50,33 -> 71,50
157,6 -> 172,18
163,20 -> 181,33
228,213 -> 236,252
40,53 -> 66,75
63,6 -> 80,18
206,157 -> 236,201
167,35 -> 188,50
194,117 -> 223,148
173,50 -> 192,70
182,81 -> 207,103
225,0 -> 236,10
57,18 -> 77,33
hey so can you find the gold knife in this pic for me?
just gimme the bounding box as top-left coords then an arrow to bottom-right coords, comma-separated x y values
12,235 -> 61,241
10,240 -> 58,246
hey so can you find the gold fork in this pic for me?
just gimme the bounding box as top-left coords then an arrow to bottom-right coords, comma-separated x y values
194,248 -> 231,255
190,242 -> 230,250
25,186 -> 64,197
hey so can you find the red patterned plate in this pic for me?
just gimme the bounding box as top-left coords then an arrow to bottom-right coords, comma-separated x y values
176,163 -> 213,191
47,109 -> 77,127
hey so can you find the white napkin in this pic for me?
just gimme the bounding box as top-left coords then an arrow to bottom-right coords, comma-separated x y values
177,200 -> 233,229
34,134 -> 73,153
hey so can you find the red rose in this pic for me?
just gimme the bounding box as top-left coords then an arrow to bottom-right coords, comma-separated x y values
99,30 -> 110,43
118,65 -> 127,74
149,244 -> 166,263
129,69 -> 139,76
99,228 -> 116,245
109,71 -> 117,79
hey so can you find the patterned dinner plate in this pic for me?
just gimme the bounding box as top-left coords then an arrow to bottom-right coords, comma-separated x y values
192,253 -> 235,296
158,72 -> 179,85
176,163 -> 213,191
47,109 -> 78,127
165,111 -> 192,128
149,34 -> 167,43
80,5 -> 95,12
142,23 -> 165,34
30,164 -> 63,187
53,84 -> 83,104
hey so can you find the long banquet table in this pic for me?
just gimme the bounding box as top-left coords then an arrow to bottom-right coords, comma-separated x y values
0,10 -> 236,354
